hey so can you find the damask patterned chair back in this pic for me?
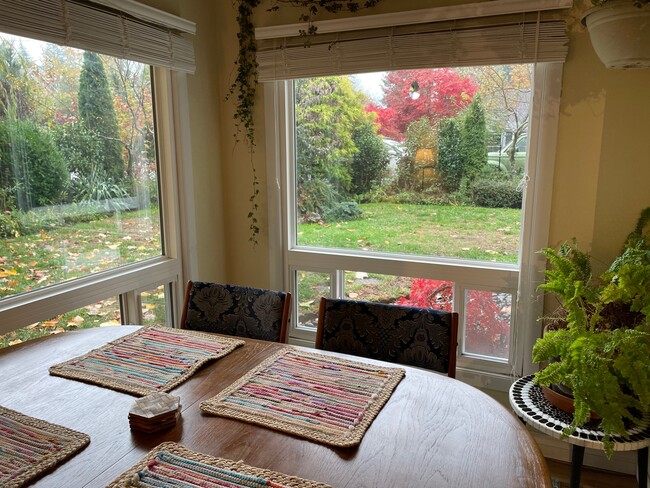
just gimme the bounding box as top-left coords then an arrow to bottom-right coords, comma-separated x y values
180,281 -> 291,343
316,297 -> 458,377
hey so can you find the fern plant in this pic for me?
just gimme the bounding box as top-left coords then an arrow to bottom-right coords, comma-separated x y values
533,207 -> 650,456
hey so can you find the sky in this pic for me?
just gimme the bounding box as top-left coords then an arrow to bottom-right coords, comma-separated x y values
350,71 -> 386,104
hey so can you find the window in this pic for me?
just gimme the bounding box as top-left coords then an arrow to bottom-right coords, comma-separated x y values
0,1 -> 195,342
262,4 -> 566,389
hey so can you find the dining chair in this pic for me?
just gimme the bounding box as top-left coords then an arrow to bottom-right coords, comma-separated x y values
180,281 -> 291,343
315,297 -> 458,377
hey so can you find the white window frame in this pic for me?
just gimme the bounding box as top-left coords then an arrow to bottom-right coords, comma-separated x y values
0,66 -> 195,334
265,62 -> 562,391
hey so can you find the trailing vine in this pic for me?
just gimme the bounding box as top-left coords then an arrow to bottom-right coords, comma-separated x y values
228,0 -> 383,243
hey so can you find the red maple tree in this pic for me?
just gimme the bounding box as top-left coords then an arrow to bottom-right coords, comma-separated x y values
367,68 -> 478,141
395,278 -> 510,358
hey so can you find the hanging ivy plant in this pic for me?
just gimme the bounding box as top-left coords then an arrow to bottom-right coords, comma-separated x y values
229,0 -> 383,243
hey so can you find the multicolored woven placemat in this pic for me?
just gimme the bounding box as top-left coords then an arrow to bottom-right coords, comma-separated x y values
0,405 -> 90,488
200,348 -> 405,447
49,326 -> 245,396
106,441 -> 331,488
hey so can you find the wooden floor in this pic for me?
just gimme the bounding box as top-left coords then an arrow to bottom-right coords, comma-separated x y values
547,459 -> 639,487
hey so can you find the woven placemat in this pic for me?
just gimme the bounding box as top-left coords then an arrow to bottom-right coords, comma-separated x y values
0,405 -> 90,488
201,348 -> 405,447
49,326 -> 245,396
106,441 -> 331,487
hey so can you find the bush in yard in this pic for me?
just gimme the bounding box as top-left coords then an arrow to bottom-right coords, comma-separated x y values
71,166 -> 128,207
460,96 -> 488,182
436,117 -> 464,192
53,122 -> 104,187
0,119 -> 69,210
350,120 -> 389,196
470,178 -> 522,208
322,201 -> 363,222
395,278 -> 510,358
297,178 -> 341,223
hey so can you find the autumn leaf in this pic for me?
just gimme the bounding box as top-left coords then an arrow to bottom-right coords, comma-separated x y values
67,315 -> 85,326
42,319 -> 59,328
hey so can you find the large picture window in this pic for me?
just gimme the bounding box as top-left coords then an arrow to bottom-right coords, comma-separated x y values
266,61 -> 562,386
0,1 -> 194,345
262,2 -> 567,387
288,63 -> 528,362
0,34 -> 161,297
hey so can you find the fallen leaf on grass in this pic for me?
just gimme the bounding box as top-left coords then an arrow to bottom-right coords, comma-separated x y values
67,315 -> 84,326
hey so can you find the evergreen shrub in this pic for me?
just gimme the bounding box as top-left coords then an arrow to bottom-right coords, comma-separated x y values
470,179 -> 522,209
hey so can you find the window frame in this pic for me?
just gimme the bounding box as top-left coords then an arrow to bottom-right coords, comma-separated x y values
265,62 -> 562,390
0,65 -> 195,334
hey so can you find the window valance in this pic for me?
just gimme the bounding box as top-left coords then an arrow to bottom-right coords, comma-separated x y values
0,0 -> 195,73
256,3 -> 569,81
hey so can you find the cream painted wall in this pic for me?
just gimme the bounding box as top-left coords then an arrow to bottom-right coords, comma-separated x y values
141,0 -> 650,291
140,0 -> 230,283
552,4 -> 650,277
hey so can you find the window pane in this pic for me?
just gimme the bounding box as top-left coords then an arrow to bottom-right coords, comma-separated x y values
0,33 -> 161,300
140,285 -> 167,326
0,296 -> 120,348
345,272 -> 414,304
296,270 -> 330,329
294,65 -> 530,265
463,289 -> 511,360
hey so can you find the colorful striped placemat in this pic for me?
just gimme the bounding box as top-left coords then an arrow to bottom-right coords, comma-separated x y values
106,441 -> 331,488
0,405 -> 90,488
200,348 -> 405,447
49,326 -> 245,396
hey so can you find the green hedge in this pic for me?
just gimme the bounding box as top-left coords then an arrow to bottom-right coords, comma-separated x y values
470,179 -> 522,209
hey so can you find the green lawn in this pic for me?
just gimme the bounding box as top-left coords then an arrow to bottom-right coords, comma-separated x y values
298,203 -> 521,263
0,208 -> 161,347
0,208 -> 160,299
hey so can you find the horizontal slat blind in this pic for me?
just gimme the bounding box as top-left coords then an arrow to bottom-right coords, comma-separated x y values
0,0 -> 195,73
257,14 -> 568,81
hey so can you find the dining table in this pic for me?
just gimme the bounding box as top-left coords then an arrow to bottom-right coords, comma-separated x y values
0,325 -> 550,487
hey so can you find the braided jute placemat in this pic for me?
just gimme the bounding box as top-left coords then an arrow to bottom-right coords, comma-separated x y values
201,347 -> 405,447
0,405 -> 90,488
49,326 -> 245,396
106,441 -> 332,488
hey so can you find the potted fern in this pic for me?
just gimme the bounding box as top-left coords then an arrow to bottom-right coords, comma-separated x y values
582,0 -> 650,69
532,207 -> 650,456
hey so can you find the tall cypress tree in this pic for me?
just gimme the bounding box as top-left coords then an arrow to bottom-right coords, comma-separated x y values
78,51 -> 123,182
437,118 -> 464,192
460,96 -> 487,182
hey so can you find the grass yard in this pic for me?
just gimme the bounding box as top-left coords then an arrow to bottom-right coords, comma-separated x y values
298,203 -> 521,263
0,208 -> 162,347
0,208 -> 160,299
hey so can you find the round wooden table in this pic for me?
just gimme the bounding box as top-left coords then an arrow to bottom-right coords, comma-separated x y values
1,326 -> 551,487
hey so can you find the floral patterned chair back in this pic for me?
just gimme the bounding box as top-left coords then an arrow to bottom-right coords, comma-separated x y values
180,281 -> 291,343
316,297 -> 458,377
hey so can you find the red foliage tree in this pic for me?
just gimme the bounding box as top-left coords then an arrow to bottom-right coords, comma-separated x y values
367,69 -> 478,141
395,278 -> 510,358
